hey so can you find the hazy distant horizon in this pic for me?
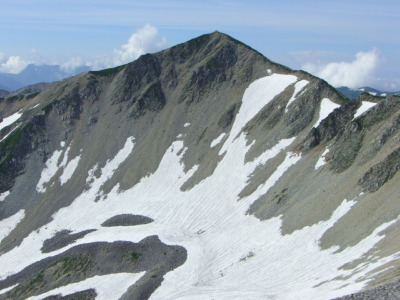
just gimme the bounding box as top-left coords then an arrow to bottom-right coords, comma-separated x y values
1,0 -> 399,91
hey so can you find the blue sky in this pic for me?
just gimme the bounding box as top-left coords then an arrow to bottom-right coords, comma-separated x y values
1,0 -> 399,90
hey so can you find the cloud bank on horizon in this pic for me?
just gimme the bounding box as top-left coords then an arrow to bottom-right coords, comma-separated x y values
0,0 -> 398,91
0,23 -> 398,91
0,52 -> 29,74
0,24 -> 167,75
302,49 -> 380,89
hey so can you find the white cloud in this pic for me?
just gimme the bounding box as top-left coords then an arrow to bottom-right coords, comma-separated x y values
0,53 -> 29,74
302,49 -> 379,88
113,24 -> 167,65
0,24 -> 166,75
89,24 -> 167,70
60,56 -> 86,73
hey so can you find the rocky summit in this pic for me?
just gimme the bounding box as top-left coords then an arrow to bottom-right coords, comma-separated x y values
1,32 -> 400,300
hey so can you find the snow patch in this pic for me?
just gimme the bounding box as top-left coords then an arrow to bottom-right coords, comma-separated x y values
0,209 -> 25,243
210,133 -> 226,148
313,98 -> 341,128
315,148 -> 330,169
87,137 -> 135,195
36,143 -> 82,192
0,284 -> 19,296
59,146 -> 71,168
0,190 -> 10,202
246,151 -> 301,205
29,104 -> 40,110
0,110 -> 22,132
86,163 -> 99,186
353,101 -> 377,119
220,73 -> 298,154
36,149 -> 64,193
184,123 -> 191,127
59,155 -> 81,186
26,272 -> 145,300
368,92 -> 377,96
267,69 -> 272,75
285,79 -> 309,113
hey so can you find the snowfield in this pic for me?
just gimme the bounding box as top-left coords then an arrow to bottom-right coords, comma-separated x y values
0,209 -> 25,244
0,110 -> 22,132
210,133 -> 226,148
354,101 -> 377,119
219,74 -> 297,155
36,148 -> 64,193
0,283 -> 19,296
36,143 -> 82,192
0,73 -> 399,299
313,98 -> 341,128
315,148 -> 330,170
0,191 -> 10,202
285,79 -> 309,113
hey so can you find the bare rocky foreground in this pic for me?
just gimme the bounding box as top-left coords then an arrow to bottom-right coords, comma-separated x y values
335,277 -> 400,300
1,32 -> 400,299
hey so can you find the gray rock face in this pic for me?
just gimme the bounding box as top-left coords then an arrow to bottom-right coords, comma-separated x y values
0,237 -> 186,300
359,147 -> 400,192
101,214 -> 154,227
0,90 -> 9,98
1,32 -> 400,299
0,113 -> 46,192
41,230 -> 96,253
333,277 -> 400,300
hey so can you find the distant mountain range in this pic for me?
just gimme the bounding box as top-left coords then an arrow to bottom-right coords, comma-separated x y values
337,86 -> 400,100
0,89 -> 8,98
0,64 -> 90,92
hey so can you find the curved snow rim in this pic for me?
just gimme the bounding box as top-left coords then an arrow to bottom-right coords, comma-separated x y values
0,73 -> 399,299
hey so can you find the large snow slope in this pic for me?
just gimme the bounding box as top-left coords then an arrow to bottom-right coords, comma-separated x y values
0,73 -> 398,299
